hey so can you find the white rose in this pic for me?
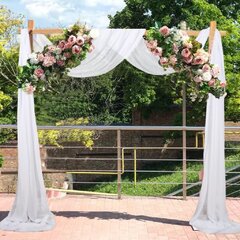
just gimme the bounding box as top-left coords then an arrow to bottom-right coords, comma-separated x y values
197,69 -> 203,75
173,34 -> 181,42
202,71 -> 212,82
89,29 -> 99,39
29,53 -> 39,64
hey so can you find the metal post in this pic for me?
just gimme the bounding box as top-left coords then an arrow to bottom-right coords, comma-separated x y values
182,83 -> 187,200
117,130 -> 122,199
134,148 -> 137,187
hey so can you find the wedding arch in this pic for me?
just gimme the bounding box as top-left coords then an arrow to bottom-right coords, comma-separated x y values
0,19 -> 240,234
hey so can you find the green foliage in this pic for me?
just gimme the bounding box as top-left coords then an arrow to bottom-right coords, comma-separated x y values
38,118 -> 95,148
0,155 -> 3,167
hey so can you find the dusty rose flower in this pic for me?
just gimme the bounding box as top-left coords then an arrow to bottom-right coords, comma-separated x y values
58,40 -> 66,49
159,26 -> 170,36
64,52 -> 72,58
43,55 -> 56,67
192,56 -> 206,65
72,45 -> 81,54
65,42 -> 74,49
173,43 -> 179,54
57,60 -> 65,66
181,48 -> 191,58
194,49 -> 209,63
183,55 -> 193,64
146,40 -> 158,50
202,64 -> 211,72
202,71 -> 212,81
152,47 -> 163,56
194,76 -> 203,83
24,83 -> 36,94
68,35 -> 77,44
211,65 -> 220,78
169,55 -> 177,65
88,45 -> 95,53
76,36 -> 85,46
159,57 -> 168,65
220,82 -> 226,88
208,79 -> 216,86
34,68 -> 44,78
37,53 -> 44,62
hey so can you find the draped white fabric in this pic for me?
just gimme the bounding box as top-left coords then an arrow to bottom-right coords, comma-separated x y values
0,29 -> 55,232
190,29 -> 240,233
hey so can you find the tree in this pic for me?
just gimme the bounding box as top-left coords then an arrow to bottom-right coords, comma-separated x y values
109,0 -> 240,123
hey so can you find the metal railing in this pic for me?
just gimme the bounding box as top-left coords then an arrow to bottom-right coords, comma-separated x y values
0,124 -> 240,199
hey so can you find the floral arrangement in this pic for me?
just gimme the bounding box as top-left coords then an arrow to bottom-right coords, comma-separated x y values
145,25 -> 226,101
18,22 -> 99,93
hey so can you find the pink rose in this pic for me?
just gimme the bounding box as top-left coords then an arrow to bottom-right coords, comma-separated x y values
159,26 -> 170,36
192,56 -> 205,65
76,36 -> 85,46
72,45 -> 81,54
181,48 -> 191,58
208,79 -> 215,86
173,43 -> 179,54
194,49 -> 209,63
57,60 -> 65,67
220,82 -> 226,88
183,55 -> 193,64
183,41 -> 193,49
159,57 -> 168,65
68,35 -> 77,44
211,65 -> 220,78
24,83 -> 36,94
169,55 -> 177,65
202,64 -> 211,72
88,45 -> 95,53
146,40 -> 158,50
37,53 -> 44,62
194,76 -> 203,83
58,40 -> 66,50
65,42 -> 74,49
64,52 -> 72,58
34,68 -> 44,78
152,47 -> 163,56
43,55 -> 56,67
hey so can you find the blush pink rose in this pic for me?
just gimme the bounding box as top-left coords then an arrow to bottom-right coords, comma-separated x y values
183,41 -> 193,48
76,36 -> 85,46
194,76 -> 203,83
202,64 -> 211,72
208,79 -> 215,86
57,60 -> 65,66
169,55 -> 177,65
181,48 -> 191,58
58,40 -> 66,49
37,53 -> 44,62
48,45 -> 56,52
72,45 -> 81,54
43,55 -> 56,67
88,45 -> 95,53
192,56 -> 205,65
68,35 -> 77,44
159,57 -> 168,65
211,65 -> 220,78
146,40 -> 158,50
34,68 -> 44,78
64,52 -> 72,58
65,42 -> 74,49
159,26 -> 170,36
220,82 -> 226,88
183,55 -> 193,64
152,47 -> 163,56
194,49 -> 209,63
24,84 -> 36,94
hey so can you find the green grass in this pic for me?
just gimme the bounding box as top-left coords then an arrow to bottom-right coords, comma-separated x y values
79,142 -> 240,197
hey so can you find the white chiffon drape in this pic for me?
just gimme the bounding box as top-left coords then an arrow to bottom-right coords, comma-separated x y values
189,29 -> 240,233
1,27 -> 239,233
0,29 -> 55,232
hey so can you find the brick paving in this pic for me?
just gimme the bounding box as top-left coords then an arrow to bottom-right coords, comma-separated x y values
0,194 -> 240,240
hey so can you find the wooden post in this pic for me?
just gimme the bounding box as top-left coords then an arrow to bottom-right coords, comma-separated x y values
208,21 -> 216,54
28,20 -> 35,53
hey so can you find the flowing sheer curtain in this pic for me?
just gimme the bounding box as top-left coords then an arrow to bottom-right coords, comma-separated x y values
189,29 -> 240,233
0,29 -> 55,232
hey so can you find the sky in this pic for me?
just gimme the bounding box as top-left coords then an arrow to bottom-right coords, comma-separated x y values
1,0 -> 126,28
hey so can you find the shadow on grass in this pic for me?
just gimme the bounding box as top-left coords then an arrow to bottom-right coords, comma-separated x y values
53,210 -> 190,226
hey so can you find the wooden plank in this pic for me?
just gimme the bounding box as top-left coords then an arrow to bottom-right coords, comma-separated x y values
208,21 -> 217,54
28,20 -> 35,52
